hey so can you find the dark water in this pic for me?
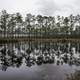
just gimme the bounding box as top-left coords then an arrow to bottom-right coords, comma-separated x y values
0,41 -> 80,80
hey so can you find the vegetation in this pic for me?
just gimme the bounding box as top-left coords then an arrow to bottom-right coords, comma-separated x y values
0,10 -> 80,38
66,70 -> 80,80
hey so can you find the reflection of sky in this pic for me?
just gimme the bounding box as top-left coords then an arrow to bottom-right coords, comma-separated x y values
0,63 -> 78,80
0,0 -> 80,16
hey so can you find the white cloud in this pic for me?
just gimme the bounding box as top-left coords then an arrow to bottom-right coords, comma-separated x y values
36,0 -> 58,16
53,0 -> 80,16
0,0 -> 38,16
0,0 -> 80,16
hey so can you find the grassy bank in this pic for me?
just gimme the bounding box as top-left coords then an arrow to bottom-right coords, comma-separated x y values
0,37 -> 80,43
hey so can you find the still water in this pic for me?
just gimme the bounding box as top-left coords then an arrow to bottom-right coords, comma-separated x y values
0,41 -> 80,80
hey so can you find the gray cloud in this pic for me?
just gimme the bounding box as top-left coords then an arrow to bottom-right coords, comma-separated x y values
36,0 -> 80,16
0,0 -> 80,16
36,0 -> 58,16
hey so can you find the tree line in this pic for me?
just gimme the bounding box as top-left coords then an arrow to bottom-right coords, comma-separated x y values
0,10 -> 80,38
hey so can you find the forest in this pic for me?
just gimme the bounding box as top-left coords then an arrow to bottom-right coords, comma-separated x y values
0,10 -> 80,38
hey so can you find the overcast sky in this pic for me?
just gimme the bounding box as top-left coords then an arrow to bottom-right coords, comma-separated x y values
0,0 -> 80,16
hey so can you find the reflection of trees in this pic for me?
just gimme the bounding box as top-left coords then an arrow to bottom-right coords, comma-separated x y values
0,42 -> 80,71
66,70 -> 80,80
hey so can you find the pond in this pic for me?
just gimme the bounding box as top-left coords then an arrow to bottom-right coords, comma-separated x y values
0,41 -> 80,80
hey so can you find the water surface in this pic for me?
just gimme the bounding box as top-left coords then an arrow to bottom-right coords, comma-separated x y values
0,41 -> 80,80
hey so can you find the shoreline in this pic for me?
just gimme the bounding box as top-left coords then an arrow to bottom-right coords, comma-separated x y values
0,37 -> 80,43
